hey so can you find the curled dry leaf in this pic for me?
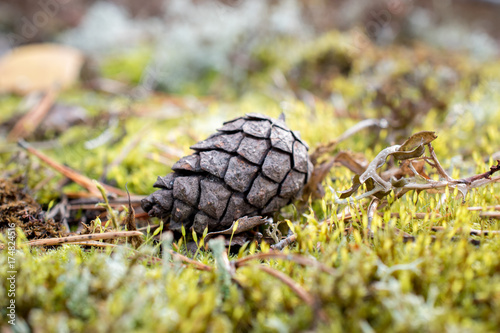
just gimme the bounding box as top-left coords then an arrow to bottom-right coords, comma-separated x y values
359,146 -> 401,191
346,131 -> 437,195
205,216 -> 267,241
336,131 -> 500,211
339,175 -> 362,199
399,131 -> 437,152
391,144 -> 426,161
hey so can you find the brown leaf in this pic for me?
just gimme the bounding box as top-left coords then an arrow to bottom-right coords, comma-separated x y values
0,43 -> 84,95
399,131 -> 437,152
339,175 -> 362,199
392,144 -> 426,161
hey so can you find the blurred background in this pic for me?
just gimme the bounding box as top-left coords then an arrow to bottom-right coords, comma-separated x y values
1,0 -> 499,94
0,0 -> 499,209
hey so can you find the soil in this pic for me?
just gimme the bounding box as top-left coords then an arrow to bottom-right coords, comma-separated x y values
0,177 -> 64,239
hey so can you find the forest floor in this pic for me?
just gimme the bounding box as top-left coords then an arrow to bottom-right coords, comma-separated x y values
1,24 -> 500,332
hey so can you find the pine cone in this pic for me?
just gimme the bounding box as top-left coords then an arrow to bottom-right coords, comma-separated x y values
141,113 -> 312,233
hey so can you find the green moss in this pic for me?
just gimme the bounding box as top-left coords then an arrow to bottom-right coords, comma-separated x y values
100,46 -> 154,85
2,28 -> 500,332
0,95 -> 23,123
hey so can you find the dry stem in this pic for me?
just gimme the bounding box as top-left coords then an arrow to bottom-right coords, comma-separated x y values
270,234 -> 297,251
26,231 -> 144,246
8,88 -> 58,141
255,265 -> 327,321
235,252 -> 335,275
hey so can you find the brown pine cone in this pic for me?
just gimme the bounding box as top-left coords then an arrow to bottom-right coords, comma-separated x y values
141,113 -> 312,233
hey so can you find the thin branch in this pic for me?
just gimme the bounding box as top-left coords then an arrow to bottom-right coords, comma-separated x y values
401,180 -> 449,191
235,252 -> 335,275
408,160 -> 422,177
387,212 -> 443,219
400,174 -> 500,192
427,143 -> 454,181
63,241 -> 117,247
138,224 -> 161,232
467,175 -> 500,189
59,238 -> 212,271
169,250 -> 213,272
255,265 -> 327,321
479,212 -> 500,219
458,160 -> 500,184
326,210 -> 442,226
68,241 -> 212,271
26,231 -> 143,246
270,234 -> 297,251
7,88 -> 58,141
468,205 -> 500,211
431,226 -> 500,236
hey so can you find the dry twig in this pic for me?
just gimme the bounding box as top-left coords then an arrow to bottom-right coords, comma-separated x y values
431,226 -> 500,236
7,89 -> 58,141
168,250 -> 213,272
255,265 -> 327,321
270,234 -> 297,251
26,231 -> 143,246
235,252 -> 335,275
